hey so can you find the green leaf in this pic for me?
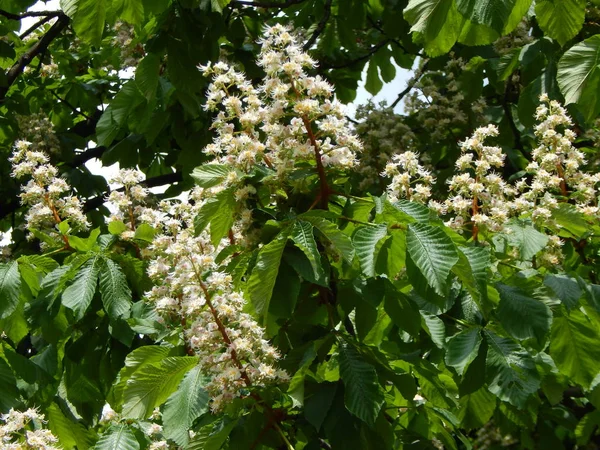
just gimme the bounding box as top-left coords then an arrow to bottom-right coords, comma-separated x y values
422,312 -> 446,348
406,223 -> 458,296
46,403 -> 96,449
96,81 -> 145,146
505,220 -> 549,261
193,189 -> 236,246
108,220 -> 128,235
187,419 -> 238,450
365,60 -> 383,95
550,306 -> 600,388
575,410 -> 600,445
291,220 -> 324,281
300,215 -> 355,263
61,0 -> 108,46
211,0 -> 231,13
191,164 -> 234,188
456,0 -> 521,33
68,228 -> 100,252
115,0 -> 144,25
445,327 -> 482,376
496,283 -> 552,345
552,203 -> 589,238
135,53 -> 160,101
535,0 -> 585,47
95,424 -> 140,450
163,365 -> 209,446
62,255 -> 101,320
353,224 -> 388,277
404,0 -> 463,56
0,261 -> 20,319
247,232 -> 288,318
456,388 -> 496,430
122,356 -> 198,419
484,330 -> 540,408
557,35 -> 600,123
544,274 -> 581,310
99,257 -> 133,319
134,223 -> 156,243
0,357 -> 19,413
384,287 -> 421,337
338,341 -> 384,425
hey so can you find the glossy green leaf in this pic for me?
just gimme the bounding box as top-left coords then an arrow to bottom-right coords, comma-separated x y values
505,220 -> 549,261
456,0 -> 521,33
300,215 -> 355,263
61,0 -> 108,46
404,0 -> 462,56
406,223 -> 458,295
353,224 -> 388,277
536,0 -> 585,47
99,257 -> 132,319
338,341 -> 384,425
135,53 -> 160,101
62,255 -> 101,320
0,261 -> 20,319
445,327 -> 482,376
544,274 -> 582,310
191,164 -> 234,189
291,220 -> 324,281
456,388 -> 496,430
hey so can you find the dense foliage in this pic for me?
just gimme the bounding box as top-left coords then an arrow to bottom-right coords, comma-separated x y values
2,0 -> 600,448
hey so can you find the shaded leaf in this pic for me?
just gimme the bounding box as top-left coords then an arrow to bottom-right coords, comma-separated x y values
353,224 -> 388,277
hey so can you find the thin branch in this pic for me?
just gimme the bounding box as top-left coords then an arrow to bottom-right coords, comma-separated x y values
319,39 -> 389,71
68,146 -> 107,168
390,59 -> 430,109
302,0 -> 333,51
0,13 -> 70,101
229,0 -> 305,8
0,9 -> 63,20
19,15 -> 56,40
49,90 -> 92,120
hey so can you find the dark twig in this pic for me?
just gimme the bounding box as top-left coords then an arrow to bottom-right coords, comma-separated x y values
502,78 -> 524,152
302,0 -> 333,51
390,59 -> 430,109
19,15 -> 56,40
68,146 -> 107,168
49,90 -> 92,120
0,9 -> 62,20
319,39 -> 390,71
229,0 -> 305,8
0,13 -> 70,101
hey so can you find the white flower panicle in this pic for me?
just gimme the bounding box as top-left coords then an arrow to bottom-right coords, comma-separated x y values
10,140 -> 89,233
106,168 -> 150,237
383,151 -> 434,203
0,408 -> 60,449
200,24 -> 360,182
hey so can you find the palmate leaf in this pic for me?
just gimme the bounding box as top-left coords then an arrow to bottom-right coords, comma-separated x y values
291,220 -> 324,281
46,403 -> 96,449
353,224 -> 388,277
484,330 -> 540,408
62,254 -> 102,320
338,341 -> 384,425
99,257 -> 133,319
247,230 -> 289,318
544,274 -> 582,310
445,327 -> 482,376
0,261 -> 20,319
95,424 -> 140,450
406,223 -> 458,296
536,0 -> 585,47
123,356 -> 199,419
550,306 -> 600,388
558,35 -> 600,123
163,365 -> 209,446
496,283 -> 552,346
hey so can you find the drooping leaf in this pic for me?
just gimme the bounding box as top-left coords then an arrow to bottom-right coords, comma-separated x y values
544,274 -> 582,310
404,0 -> 463,56
135,53 -> 161,101
0,357 -> 19,413
163,365 -> 209,446
456,0 -> 524,33
496,283 -> 552,345
550,306 -> 600,388
115,0 -> 145,26
94,424 -> 140,450
193,189 -> 236,246
0,261 -> 20,319
365,60 -> 383,95
291,220 -> 324,281
456,388 -> 496,430
484,330 -> 540,408
353,224 -> 388,277
247,231 -> 288,318
122,356 -> 198,419
62,255 -> 101,320
96,81 -> 145,146
557,35 -> 600,122
191,164 -> 234,189
406,223 -> 458,296
61,0 -> 108,46
300,215 -> 355,263
187,419 -> 238,450
422,312 -> 446,349
338,341 -> 384,425
535,0 -> 585,47
446,327 -> 482,376
99,257 -> 132,319
46,403 -> 96,449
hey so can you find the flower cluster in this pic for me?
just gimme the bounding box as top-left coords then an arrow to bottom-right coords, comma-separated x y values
106,168 -> 150,238
382,151 -> 434,203
441,125 -> 516,232
200,24 -> 360,183
112,21 -> 143,68
0,408 -> 60,449
10,140 -> 89,235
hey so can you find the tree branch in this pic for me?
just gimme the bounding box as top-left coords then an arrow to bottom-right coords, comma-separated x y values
19,15 -> 56,40
0,9 -> 63,20
0,13 -> 70,101
319,40 -> 389,71
390,59 -> 430,109
302,0 -> 333,51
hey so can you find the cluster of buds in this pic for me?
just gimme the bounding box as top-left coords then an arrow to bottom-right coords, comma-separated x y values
10,140 -> 89,236
0,408 -> 60,449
